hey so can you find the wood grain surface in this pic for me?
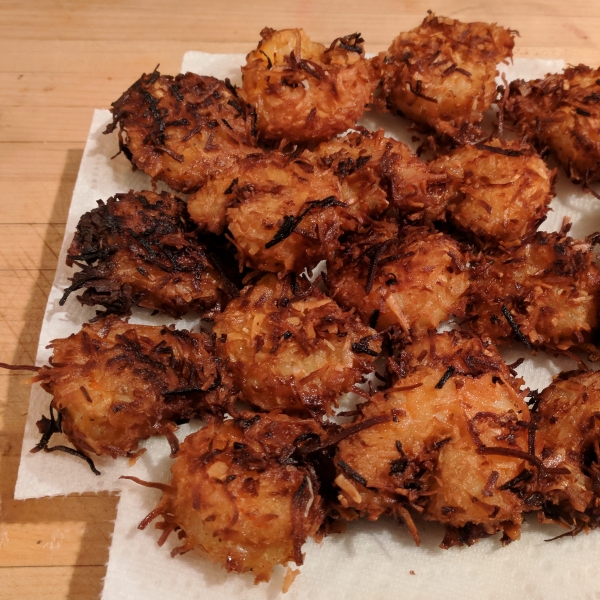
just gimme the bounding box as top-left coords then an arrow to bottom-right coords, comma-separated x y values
1,1 -> 600,598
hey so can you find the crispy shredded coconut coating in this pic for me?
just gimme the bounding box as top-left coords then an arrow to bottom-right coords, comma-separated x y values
506,65 -> 600,184
213,273 -> 380,415
34,316 -> 232,458
241,28 -> 377,142
334,331 -> 533,547
430,139 -> 556,244
328,223 -> 470,335
188,151 -> 373,274
62,190 -> 238,318
536,370 -> 600,527
105,70 -> 256,193
466,229 -> 600,353
375,12 -> 514,140
310,128 -> 449,223
145,413 -> 326,584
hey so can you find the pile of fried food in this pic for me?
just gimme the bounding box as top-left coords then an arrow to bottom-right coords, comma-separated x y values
30,11 -> 600,589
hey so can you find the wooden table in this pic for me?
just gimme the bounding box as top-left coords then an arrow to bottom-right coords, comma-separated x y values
1,1 -> 600,598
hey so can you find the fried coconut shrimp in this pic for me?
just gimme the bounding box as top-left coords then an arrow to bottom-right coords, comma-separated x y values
375,12 -> 514,140
334,331 -> 536,546
188,151 -> 373,274
429,139 -> 556,245
142,412 -> 326,584
328,224 -> 470,335
61,190 -> 238,318
506,65 -> 600,184
213,274 -> 380,415
311,128 -> 449,223
466,228 -> 600,353
33,315 -> 231,460
535,370 -> 600,528
241,28 -> 376,142
105,70 -> 255,193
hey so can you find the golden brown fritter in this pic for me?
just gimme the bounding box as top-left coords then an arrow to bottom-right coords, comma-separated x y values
188,151 -> 374,274
61,190 -> 238,318
334,331 -> 534,547
466,229 -> 600,353
105,70 -> 256,193
429,139 -> 556,245
311,128 -> 449,223
536,370 -> 600,527
328,224 -> 470,335
213,274 -> 380,416
506,65 -> 600,183
241,28 -> 376,142
143,413 -> 326,584
375,12 -> 514,140
33,315 -> 232,459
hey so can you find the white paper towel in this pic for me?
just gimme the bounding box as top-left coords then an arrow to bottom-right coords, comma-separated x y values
14,51 -> 600,599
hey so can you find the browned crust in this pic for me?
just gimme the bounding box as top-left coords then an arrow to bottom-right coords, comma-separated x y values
63,190 -> 238,318
106,70 -> 256,193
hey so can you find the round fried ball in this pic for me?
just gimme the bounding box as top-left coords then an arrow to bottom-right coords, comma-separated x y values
375,12 -> 514,140
334,331 -> 532,546
241,28 -> 377,142
106,71 -> 256,193
63,190 -> 237,318
188,151 -> 368,274
311,128 -> 449,223
429,139 -> 556,244
34,315 -> 230,458
145,413 -> 326,584
466,229 -> 600,353
537,370 -> 600,520
328,224 -> 470,335
213,273 -> 380,415
506,65 -> 600,183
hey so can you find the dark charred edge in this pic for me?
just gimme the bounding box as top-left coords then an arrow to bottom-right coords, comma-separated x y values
265,196 -> 347,249
369,309 -> 380,329
501,305 -> 533,349
364,241 -> 392,295
290,475 -> 311,565
408,80 -> 438,103
434,365 -> 455,389
32,400 -> 100,475
164,429 -> 180,457
161,386 -> 205,396
327,33 -> 365,54
31,403 -> 62,453
79,385 -> 93,403
300,414 -> 391,454
474,144 -> 523,157
289,50 -> 327,81
498,468 -> 533,491
259,50 -> 273,69
337,459 -> 368,487
351,335 -> 380,357
203,246 -> 242,300
526,389 -> 541,413
440,522 -> 493,549
583,170 -> 600,200
224,177 -> 238,195
0,361 -> 40,372
441,63 -> 472,78
390,382 -> 424,392
544,525 -> 585,542
44,445 -> 100,476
